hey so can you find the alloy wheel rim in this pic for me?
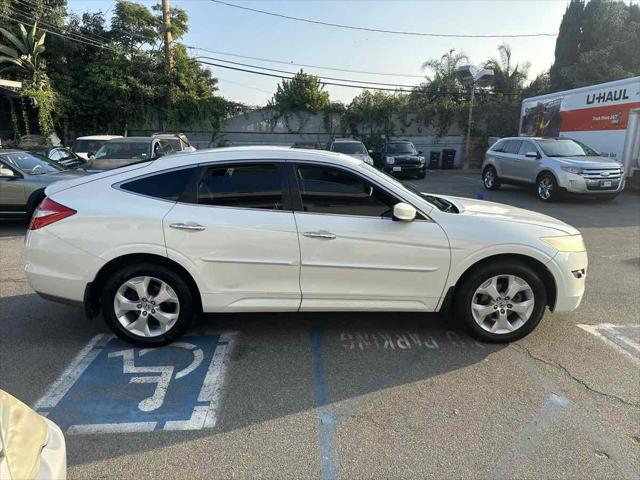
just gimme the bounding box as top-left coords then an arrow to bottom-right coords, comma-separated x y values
538,178 -> 552,199
484,170 -> 494,188
113,276 -> 180,337
471,274 -> 535,334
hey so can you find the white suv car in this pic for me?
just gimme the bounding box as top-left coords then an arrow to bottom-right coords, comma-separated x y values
482,137 -> 625,201
25,147 -> 587,345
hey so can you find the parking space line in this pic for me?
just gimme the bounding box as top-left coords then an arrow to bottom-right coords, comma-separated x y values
310,326 -> 338,480
67,422 -> 158,434
577,324 -> 640,365
35,333 -> 107,411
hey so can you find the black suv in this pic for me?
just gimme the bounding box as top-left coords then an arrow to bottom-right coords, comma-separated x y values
382,141 -> 426,178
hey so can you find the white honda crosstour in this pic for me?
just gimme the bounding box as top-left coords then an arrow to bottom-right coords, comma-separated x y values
24,147 -> 587,345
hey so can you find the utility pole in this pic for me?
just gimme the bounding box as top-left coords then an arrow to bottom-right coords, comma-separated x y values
162,0 -> 174,106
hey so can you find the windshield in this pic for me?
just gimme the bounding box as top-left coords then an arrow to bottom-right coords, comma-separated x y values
94,141 -> 151,160
0,152 -> 62,175
333,142 -> 367,155
537,139 -> 599,157
386,142 -> 417,154
74,139 -> 107,153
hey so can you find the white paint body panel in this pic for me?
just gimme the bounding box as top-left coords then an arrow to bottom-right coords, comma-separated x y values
24,146 -> 587,316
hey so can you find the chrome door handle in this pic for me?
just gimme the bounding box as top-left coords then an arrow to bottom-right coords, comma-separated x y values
303,230 -> 336,240
170,222 -> 206,231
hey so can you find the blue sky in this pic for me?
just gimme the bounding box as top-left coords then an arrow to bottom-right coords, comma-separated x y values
67,0 -> 577,105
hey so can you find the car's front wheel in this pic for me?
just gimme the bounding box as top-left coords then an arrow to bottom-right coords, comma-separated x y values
101,263 -> 195,345
537,173 -> 558,202
482,166 -> 500,190
455,261 -> 547,342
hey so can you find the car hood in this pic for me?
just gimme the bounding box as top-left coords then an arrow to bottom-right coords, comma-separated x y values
31,169 -> 88,184
436,194 -> 579,235
553,156 -> 621,169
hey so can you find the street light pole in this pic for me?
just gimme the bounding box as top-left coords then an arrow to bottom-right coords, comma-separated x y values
464,84 -> 475,170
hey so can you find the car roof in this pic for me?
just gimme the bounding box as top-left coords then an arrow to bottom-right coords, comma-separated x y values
105,137 -> 155,143
332,138 -> 362,143
76,135 -> 123,140
152,146 -> 363,169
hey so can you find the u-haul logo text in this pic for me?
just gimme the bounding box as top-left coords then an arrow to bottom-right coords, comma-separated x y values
586,88 -> 630,105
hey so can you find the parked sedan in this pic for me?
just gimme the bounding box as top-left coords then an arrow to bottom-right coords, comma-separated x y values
27,146 -> 86,169
0,150 -> 87,218
25,147 -> 587,346
84,137 -> 174,172
73,135 -> 123,160
482,137 -> 625,201
327,138 -> 374,165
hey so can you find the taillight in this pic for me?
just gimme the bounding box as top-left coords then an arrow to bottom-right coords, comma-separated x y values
28,198 -> 76,230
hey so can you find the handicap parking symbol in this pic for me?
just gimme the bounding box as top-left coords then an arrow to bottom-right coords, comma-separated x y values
35,332 -> 235,434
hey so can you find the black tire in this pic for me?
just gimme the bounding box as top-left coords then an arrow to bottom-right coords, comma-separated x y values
101,262 -> 195,346
536,172 -> 558,202
454,261 -> 547,343
417,168 -> 427,179
482,166 -> 500,190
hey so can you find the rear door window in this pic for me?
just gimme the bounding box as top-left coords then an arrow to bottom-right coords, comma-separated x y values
491,140 -> 507,152
197,163 -> 285,210
504,140 -> 523,154
120,167 -> 198,201
518,141 -> 537,156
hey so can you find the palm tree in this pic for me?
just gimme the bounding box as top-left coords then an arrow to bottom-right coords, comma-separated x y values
0,23 -> 47,87
421,49 -> 469,83
484,43 -> 530,95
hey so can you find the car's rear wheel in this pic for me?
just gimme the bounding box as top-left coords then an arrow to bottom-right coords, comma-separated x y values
482,166 -> 500,190
537,173 -> 558,202
455,261 -> 547,342
101,263 -> 194,346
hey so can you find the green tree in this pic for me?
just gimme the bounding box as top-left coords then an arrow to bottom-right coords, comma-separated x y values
343,89 -> 407,138
550,0 -> 639,90
484,43 -> 530,95
270,70 -> 330,113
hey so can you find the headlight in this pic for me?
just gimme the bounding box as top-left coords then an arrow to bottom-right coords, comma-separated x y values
418,156 -> 425,164
540,234 -> 586,252
560,166 -> 583,175
386,156 -> 395,164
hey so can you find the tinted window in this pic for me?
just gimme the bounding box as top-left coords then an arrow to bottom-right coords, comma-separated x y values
518,141 -> 537,155
296,165 -> 396,217
332,142 -> 367,154
491,140 -> 507,152
121,167 -> 197,201
504,140 -> 523,154
0,152 -> 62,174
95,141 -> 151,160
74,139 -> 107,153
385,142 -> 417,154
197,164 -> 283,210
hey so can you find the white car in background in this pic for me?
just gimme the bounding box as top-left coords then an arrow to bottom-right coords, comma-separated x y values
328,138 -> 374,165
72,135 -> 123,160
25,147 -> 587,346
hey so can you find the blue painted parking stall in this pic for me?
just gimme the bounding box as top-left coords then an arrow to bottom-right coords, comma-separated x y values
35,332 -> 235,434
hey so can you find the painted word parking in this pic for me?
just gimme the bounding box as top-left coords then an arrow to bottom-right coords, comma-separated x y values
36,332 -> 235,434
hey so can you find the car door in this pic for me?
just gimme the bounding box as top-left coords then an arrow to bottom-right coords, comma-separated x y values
163,161 -> 302,312
0,159 -> 26,213
515,140 -> 541,183
291,162 -> 450,311
500,140 -> 523,179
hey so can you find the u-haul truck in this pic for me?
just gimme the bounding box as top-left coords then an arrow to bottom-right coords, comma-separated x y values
520,76 -> 640,178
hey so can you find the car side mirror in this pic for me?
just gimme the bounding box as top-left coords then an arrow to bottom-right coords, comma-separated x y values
0,167 -> 17,179
155,151 -> 164,158
87,152 -> 95,159
368,149 -> 373,154
393,202 -> 416,222
418,150 -> 423,155
525,151 -> 539,158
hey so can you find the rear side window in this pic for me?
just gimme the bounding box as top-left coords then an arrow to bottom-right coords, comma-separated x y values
197,163 -> 284,210
504,140 -> 523,154
518,141 -> 537,155
491,140 -> 507,152
120,167 -> 197,201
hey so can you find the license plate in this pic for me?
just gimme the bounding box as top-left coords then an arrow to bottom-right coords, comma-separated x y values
393,166 -> 401,172
601,180 -> 612,187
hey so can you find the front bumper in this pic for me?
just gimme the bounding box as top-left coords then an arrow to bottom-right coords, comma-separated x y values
546,250 -> 588,313
558,172 -> 625,194
383,164 -> 425,174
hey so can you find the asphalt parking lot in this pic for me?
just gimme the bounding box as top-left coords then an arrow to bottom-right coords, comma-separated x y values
1,170 -> 639,479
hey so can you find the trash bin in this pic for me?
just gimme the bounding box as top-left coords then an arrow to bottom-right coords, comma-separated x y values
442,149 -> 456,169
428,151 -> 440,169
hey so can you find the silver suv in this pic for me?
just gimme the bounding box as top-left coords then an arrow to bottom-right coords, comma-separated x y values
482,137 -> 625,201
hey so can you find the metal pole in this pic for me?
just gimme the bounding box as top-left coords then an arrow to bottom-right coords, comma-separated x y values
464,84 -> 475,170
162,0 -> 174,102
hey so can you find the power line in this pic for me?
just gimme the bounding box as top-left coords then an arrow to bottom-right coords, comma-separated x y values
210,0 -> 557,39
186,46 -> 425,78
195,56 -> 420,88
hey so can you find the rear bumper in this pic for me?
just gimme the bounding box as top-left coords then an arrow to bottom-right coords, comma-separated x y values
546,251 -> 588,313
24,228 -> 103,303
